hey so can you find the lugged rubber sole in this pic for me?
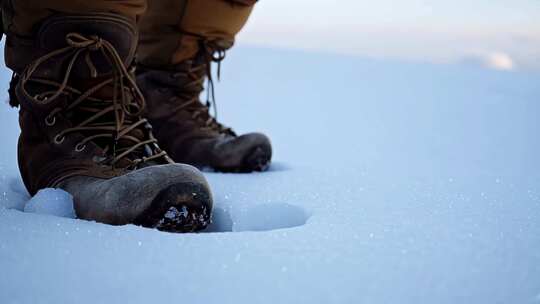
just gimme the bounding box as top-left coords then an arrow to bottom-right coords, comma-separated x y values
134,182 -> 212,233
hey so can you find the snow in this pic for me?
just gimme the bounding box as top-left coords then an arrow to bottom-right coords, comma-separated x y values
1,46 -> 540,304
23,189 -> 76,219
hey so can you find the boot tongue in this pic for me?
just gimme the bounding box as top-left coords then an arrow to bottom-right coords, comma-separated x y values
36,13 -> 137,79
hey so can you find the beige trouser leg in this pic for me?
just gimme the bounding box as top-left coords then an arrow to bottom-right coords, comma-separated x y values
138,0 -> 256,67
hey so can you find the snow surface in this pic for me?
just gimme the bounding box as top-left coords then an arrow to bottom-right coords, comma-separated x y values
1,46 -> 540,304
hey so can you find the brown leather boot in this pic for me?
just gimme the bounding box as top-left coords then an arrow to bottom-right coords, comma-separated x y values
7,13 -> 213,232
137,45 -> 272,173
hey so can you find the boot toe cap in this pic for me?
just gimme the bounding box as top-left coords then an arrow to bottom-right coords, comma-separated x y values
61,164 -> 213,231
213,132 -> 272,172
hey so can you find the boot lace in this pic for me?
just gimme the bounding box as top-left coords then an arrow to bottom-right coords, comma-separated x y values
168,41 -> 234,135
19,33 -> 171,168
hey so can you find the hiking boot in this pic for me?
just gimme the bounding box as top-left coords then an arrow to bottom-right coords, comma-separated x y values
137,43 -> 272,173
7,13 -> 212,232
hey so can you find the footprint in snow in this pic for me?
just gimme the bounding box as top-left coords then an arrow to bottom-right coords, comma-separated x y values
206,203 -> 309,233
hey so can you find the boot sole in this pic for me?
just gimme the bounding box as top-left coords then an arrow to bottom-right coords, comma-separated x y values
134,182 -> 212,233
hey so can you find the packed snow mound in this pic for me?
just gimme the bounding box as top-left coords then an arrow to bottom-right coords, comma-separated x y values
0,176 -> 29,211
1,46 -> 539,304
24,189 -> 76,219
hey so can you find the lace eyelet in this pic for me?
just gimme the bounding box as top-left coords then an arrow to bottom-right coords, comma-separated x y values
34,94 -> 48,102
74,143 -> 86,152
53,134 -> 65,145
170,73 -> 182,79
45,115 -> 56,126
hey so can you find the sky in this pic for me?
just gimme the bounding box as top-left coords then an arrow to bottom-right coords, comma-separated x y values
237,0 -> 540,71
